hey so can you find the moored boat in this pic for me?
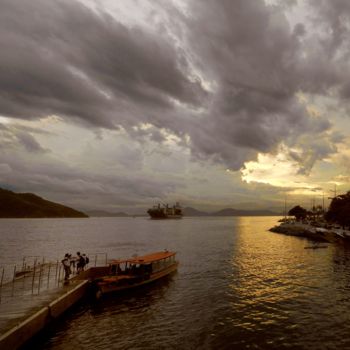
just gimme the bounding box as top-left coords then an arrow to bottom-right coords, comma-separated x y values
95,251 -> 178,297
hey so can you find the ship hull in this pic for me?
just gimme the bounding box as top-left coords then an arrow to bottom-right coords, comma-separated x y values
148,214 -> 183,219
147,205 -> 183,219
97,262 -> 178,295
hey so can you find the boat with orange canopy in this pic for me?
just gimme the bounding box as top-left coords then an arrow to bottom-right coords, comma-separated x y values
95,251 -> 178,297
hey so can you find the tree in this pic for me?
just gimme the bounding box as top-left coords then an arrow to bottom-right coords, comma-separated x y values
325,192 -> 350,227
288,205 -> 307,221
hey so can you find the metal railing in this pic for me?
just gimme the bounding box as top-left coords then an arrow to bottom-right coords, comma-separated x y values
0,253 -> 108,303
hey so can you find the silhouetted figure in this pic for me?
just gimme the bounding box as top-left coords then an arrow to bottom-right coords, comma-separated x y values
83,254 -> 89,267
76,252 -> 86,274
62,253 -> 71,281
69,254 -> 76,273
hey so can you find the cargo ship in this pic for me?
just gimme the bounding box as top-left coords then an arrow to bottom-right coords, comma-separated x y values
147,203 -> 183,219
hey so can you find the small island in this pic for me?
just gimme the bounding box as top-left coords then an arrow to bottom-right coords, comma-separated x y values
0,188 -> 88,218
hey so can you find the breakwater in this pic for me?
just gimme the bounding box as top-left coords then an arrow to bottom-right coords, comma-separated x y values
269,222 -> 346,243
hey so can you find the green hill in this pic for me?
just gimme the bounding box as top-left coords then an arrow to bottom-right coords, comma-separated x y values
0,188 -> 88,218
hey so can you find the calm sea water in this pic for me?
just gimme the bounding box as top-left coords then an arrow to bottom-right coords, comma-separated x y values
1,216 -> 350,349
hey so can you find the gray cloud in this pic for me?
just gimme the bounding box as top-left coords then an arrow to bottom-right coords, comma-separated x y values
308,0 -> 350,57
178,0 -> 343,169
288,132 -> 339,175
0,149 -> 186,210
15,132 -> 48,153
0,123 -> 48,153
0,0 -> 348,176
0,0 -> 206,129
0,163 -> 12,174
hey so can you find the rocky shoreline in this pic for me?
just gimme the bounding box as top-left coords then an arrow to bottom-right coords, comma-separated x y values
268,220 -> 350,243
269,224 -> 329,242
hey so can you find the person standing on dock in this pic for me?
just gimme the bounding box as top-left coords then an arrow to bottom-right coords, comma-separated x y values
83,254 -> 89,268
76,252 -> 85,274
62,254 -> 71,281
69,253 -> 76,274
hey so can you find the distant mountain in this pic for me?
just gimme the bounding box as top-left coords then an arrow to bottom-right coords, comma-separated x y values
212,208 -> 276,216
86,210 -> 129,217
0,188 -> 88,218
183,207 -> 209,216
183,206 -> 277,217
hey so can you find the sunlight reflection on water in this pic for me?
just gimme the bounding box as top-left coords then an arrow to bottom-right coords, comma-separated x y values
2,216 -> 350,349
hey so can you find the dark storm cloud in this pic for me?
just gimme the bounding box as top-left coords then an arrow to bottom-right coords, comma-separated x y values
0,0 -> 347,172
308,0 -> 350,54
177,0 -> 339,169
0,0 -> 205,128
305,0 -> 350,100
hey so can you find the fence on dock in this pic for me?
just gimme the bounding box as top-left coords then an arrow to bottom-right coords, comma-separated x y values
0,253 -> 108,303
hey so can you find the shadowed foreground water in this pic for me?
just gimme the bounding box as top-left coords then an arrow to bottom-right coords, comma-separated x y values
1,216 -> 350,349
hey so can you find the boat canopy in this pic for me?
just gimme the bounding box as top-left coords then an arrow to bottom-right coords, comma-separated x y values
110,251 -> 176,265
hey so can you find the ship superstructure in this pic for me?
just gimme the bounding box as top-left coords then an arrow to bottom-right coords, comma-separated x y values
147,203 -> 183,219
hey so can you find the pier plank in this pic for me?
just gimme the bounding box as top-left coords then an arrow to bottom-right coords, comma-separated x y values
0,264 -> 93,350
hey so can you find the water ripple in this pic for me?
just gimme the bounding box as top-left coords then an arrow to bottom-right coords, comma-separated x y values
2,217 -> 350,349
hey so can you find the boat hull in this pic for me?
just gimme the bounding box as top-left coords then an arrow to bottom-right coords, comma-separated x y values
149,215 -> 182,220
97,262 -> 178,295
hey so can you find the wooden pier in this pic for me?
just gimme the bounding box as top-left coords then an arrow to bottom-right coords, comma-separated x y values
0,257 -> 110,350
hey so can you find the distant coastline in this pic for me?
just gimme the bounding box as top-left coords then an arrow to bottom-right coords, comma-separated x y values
85,210 -> 130,217
86,207 -> 278,217
0,187 -> 279,219
183,207 -> 278,217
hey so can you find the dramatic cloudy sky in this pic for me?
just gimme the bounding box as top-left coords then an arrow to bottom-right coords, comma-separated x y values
1,0 -> 350,213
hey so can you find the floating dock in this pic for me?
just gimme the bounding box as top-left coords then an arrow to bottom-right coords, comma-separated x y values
0,259 -> 109,350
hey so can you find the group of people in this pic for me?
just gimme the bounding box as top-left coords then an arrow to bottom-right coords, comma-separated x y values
61,251 -> 90,281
